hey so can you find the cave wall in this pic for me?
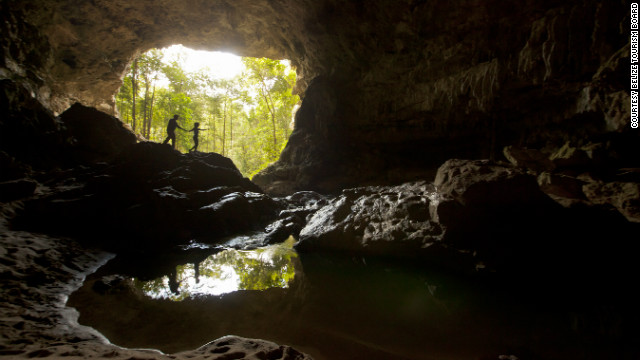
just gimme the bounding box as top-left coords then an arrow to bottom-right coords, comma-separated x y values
255,0 -> 634,193
1,0 -> 634,193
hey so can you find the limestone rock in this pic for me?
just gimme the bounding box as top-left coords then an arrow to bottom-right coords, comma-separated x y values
433,159 -> 551,208
503,145 -> 554,172
182,336 -> 311,360
59,102 -> 137,163
537,172 -> 587,204
583,179 -> 640,223
0,221 -> 313,360
2,0 -> 630,192
264,190 -> 328,245
297,182 -> 448,259
430,159 -> 567,271
13,142 -> 280,252
549,142 -> 594,170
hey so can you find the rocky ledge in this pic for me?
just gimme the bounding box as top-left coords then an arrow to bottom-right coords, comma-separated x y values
0,205 -> 311,360
295,158 -> 639,278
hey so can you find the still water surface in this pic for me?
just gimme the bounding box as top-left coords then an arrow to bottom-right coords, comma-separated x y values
135,237 -> 297,300
68,235 -> 636,360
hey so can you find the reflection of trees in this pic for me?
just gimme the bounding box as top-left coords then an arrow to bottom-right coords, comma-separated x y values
133,239 -> 297,301
234,246 -> 296,290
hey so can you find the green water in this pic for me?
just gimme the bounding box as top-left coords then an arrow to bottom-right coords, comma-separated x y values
68,236 -> 638,360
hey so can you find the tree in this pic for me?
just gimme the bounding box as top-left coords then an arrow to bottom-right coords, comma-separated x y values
115,47 -> 300,177
241,57 -> 299,175
137,49 -> 163,138
131,58 -> 138,131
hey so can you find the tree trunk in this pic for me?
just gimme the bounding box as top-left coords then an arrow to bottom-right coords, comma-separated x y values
131,59 -> 138,131
211,115 -> 216,153
142,75 -> 150,139
259,79 -> 277,150
222,101 -> 227,156
147,83 -> 156,139
229,111 -> 233,154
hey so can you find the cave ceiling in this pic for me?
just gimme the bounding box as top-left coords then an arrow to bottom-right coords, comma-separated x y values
1,0 -> 632,191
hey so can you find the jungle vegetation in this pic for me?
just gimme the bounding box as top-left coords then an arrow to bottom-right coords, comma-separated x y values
116,47 -> 300,178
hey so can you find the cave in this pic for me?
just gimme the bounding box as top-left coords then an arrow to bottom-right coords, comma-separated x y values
1,1 -> 639,360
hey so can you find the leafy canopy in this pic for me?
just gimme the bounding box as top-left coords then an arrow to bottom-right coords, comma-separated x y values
116,47 -> 300,178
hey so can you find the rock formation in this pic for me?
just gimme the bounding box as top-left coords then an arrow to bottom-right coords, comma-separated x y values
0,220 -> 311,359
1,0 -> 639,359
2,0 -> 635,192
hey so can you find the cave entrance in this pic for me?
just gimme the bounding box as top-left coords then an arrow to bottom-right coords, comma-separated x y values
115,45 -> 300,178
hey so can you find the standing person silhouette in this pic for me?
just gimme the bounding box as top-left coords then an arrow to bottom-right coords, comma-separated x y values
162,115 -> 185,149
188,122 -> 207,152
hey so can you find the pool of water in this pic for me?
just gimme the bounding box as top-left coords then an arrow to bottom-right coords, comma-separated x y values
133,237 -> 298,301
67,237 -> 639,360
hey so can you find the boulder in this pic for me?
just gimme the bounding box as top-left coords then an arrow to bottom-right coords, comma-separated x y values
433,159 -> 552,208
537,172 -> 587,206
582,179 -> 640,223
13,142 -> 281,253
58,102 -> 137,163
430,159 -> 568,271
263,191 -> 329,245
503,145 -> 554,172
297,182 -> 450,259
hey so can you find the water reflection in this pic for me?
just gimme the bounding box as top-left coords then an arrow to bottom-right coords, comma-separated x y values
134,237 -> 298,301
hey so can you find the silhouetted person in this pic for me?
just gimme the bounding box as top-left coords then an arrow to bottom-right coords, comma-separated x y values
169,266 -> 181,295
193,261 -> 201,284
188,122 -> 207,152
162,114 -> 185,149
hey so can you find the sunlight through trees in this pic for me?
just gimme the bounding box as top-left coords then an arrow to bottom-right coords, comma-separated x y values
116,46 -> 299,178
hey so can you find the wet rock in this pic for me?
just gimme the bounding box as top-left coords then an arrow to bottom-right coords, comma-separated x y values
195,191 -> 280,238
293,160 -> 584,273
433,159 -> 552,209
264,216 -> 304,245
0,218 -> 313,360
297,182 -> 447,259
263,191 -> 328,245
431,159 -> 560,251
430,158 -> 640,277
285,191 -> 329,211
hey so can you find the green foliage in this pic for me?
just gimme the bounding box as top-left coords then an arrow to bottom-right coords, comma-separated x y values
116,47 -> 300,176
134,237 -> 298,301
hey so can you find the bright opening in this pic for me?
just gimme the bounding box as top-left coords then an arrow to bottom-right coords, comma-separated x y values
115,45 -> 300,178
